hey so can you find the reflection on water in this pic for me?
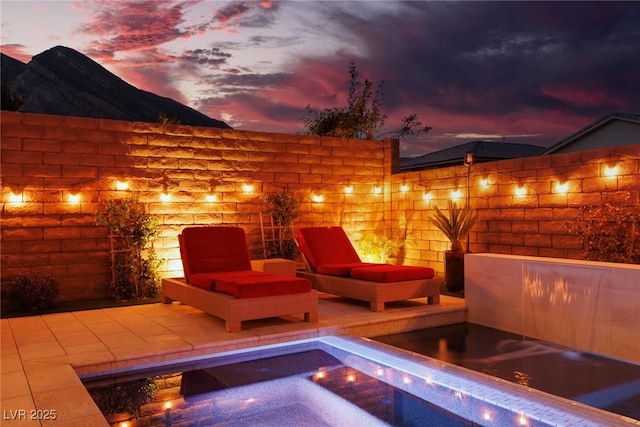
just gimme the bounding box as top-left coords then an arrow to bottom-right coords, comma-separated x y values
522,262 -> 607,351
374,323 -> 640,421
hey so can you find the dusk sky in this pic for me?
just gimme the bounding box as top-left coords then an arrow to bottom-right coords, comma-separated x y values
1,1 -> 639,156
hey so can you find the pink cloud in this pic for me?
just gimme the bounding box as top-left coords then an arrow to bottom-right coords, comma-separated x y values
78,1 -> 191,58
0,44 -> 33,63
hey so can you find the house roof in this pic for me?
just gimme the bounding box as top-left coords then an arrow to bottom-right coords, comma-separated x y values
400,140 -> 545,171
542,112 -> 640,155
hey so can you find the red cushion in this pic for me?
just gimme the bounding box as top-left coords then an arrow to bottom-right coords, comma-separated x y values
189,271 -> 266,291
180,227 -> 252,281
317,262 -> 377,277
215,275 -> 312,299
350,265 -> 435,283
296,227 -> 361,271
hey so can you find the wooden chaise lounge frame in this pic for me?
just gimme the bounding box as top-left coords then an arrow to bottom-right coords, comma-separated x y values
296,226 -> 442,312
162,277 -> 318,332
162,226 -> 318,332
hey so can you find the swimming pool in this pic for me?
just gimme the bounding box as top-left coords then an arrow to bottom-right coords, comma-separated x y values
80,336 -> 636,426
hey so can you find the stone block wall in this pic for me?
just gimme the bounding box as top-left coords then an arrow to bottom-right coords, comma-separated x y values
1,112 -> 392,302
2,111 -> 638,302
388,144 -> 640,273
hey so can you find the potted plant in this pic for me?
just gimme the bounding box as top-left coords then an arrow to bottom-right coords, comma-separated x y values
429,200 -> 478,291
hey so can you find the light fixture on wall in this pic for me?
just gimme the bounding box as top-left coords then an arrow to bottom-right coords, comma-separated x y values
604,164 -> 619,177
67,192 -> 81,204
311,192 -> 324,203
242,183 -> 254,193
160,174 -> 172,202
8,190 -> 24,203
343,180 -> 354,194
400,180 -> 410,193
372,182 -> 382,195
115,179 -> 129,191
160,185 -> 172,202
451,189 -> 462,200
206,180 -> 218,202
514,184 -> 527,197
422,191 -> 433,202
479,170 -> 490,187
555,181 -> 569,193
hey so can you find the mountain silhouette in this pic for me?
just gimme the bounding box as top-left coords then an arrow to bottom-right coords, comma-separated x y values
1,46 -> 231,128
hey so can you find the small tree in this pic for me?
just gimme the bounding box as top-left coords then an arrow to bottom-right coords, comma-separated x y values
95,197 -> 160,300
303,62 -> 431,140
262,191 -> 301,260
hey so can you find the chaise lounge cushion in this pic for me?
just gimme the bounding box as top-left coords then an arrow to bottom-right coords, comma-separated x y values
316,262 -> 377,277
189,270 -> 266,291
216,275 -> 312,299
180,227 -> 252,281
296,226 -> 362,271
350,265 -> 435,283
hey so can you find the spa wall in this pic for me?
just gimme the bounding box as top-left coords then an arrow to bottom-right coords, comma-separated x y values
1,111 -> 638,302
465,253 -> 640,364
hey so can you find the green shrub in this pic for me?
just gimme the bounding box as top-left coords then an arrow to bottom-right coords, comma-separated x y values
8,271 -> 60,311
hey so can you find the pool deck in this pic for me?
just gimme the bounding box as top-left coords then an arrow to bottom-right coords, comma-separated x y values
1,293 -> 466,426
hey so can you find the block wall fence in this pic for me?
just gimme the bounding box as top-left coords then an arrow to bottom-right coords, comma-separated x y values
1,111 -> 639,302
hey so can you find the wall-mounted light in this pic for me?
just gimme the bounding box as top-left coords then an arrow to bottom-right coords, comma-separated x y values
400,181 -> 410,193
8,191 -> 24,203
555,181 -> 569,193
451,189 -> 462,200
67,192 -> 81,204
311,192 -> 324,203
514,185 -> 527,197
242,183 -> 254,193
115,180 -> 129,191
372,183 -> 382,195
604,164 -> 619,177
160,184 -> 171,202
206,180 -> 217,202
422,191 -> 433,202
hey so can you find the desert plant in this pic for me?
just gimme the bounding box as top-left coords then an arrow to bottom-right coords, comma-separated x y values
429,200 -> 478,252
8,271 -> 60,311
96,196 -> 160,300
564,193 -> 640,264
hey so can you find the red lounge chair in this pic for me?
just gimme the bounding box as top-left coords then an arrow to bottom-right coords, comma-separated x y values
296,226 -> 441,312
162,226 -> 318,332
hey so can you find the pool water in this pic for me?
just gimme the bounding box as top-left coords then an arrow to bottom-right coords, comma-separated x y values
373,322 -> 640,421
83,345 -> 478,426
80,336 -> 634,427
